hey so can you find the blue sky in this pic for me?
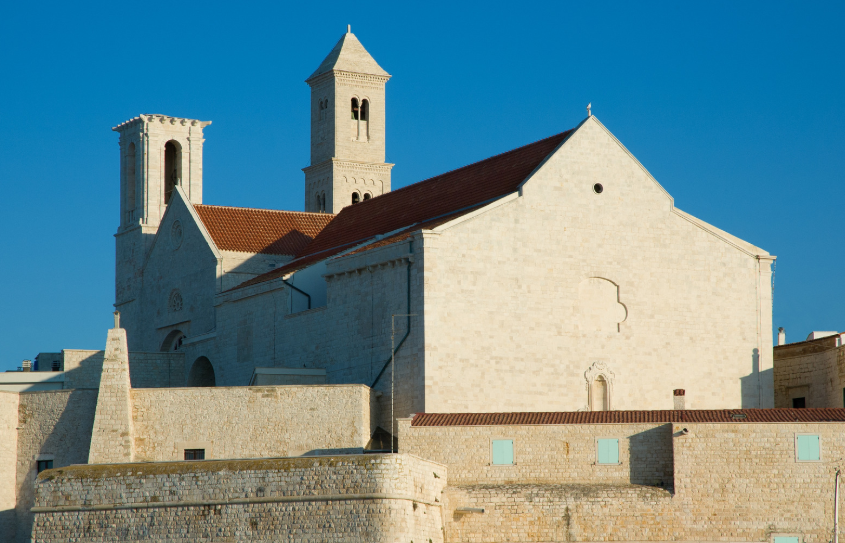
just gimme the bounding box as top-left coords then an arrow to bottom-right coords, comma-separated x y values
0,1 -> 842,370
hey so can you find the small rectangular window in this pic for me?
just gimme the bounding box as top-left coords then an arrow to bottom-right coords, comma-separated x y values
774,537 -> 800,543
792,397 -> 806,408
491,440 -> 513,465
36,460 -> 53,473
796,435 -> 820,462
184,449 -> 205,461
597,438 -> 620,464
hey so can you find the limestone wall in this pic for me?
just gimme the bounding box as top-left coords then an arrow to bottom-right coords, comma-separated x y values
31,454 -> 446,543
15,390 -> 97,543
62,349 -> 185,389
130,385 -> 375,460
206,238 -> 424,433
404,420 -> 844,543
774,335 -> 845,407
0,391 -> 20,541
423,118 -> 773,412
399,419 -> 673,487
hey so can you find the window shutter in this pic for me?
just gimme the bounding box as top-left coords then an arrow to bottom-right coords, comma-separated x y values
597,438 -> 619,464
492,440 -> 514,465
797,435 -> 820,461
773,537 -> 800,543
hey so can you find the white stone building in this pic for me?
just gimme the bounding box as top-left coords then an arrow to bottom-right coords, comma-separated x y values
111,28 -> 775,430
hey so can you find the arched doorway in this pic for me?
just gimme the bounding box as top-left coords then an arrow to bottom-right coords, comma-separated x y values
161,330 -> 186,352
188,356 -> 215,387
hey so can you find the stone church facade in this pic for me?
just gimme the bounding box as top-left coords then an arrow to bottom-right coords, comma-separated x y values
3,28 -> 838,543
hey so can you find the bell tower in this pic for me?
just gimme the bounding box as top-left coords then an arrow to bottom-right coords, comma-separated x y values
112,114 -> 211,348
304,26 -> 393,214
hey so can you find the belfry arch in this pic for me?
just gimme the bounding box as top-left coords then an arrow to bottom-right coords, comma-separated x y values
164,140 -> 182,205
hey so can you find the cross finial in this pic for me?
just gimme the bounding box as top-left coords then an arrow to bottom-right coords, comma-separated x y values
347,24 -> 351,34
587,103 -> 592,117
113,311 -> 120,329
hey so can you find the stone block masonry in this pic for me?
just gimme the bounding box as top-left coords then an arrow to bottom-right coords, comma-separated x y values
31,454 -> 447,543
88,327 -> 134,464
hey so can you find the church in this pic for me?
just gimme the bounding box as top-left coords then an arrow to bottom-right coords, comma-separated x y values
113,27 -> 775,425
9,28 -> 842,543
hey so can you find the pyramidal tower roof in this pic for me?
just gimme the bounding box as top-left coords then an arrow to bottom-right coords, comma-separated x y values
307,26 -> 390,82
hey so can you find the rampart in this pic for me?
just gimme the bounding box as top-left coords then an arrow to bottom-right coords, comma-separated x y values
31,454 -> 446,543
62,349 -> 186,389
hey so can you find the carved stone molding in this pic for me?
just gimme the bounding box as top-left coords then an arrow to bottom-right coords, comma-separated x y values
584,361 -> 615,411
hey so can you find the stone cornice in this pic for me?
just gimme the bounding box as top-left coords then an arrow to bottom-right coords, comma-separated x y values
112,114 -> 212,132
306,70 -> 390,87
303,159 -> 394,175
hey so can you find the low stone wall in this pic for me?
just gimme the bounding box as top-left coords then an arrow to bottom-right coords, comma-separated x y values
62,349 -> 185,389
399,419 -> 673,487
31,454 -> 447,543
131,385 -> 375,460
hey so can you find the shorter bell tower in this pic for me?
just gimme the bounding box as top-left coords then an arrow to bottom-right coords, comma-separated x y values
304,26 -> 393,214
112,114 -> 211,349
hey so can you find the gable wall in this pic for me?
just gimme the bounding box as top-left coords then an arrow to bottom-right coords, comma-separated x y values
137,195 -> 219,352
422,119 -> 772,412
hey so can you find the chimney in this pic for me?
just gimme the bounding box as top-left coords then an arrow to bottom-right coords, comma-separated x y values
777,327 -> 786,346
21,360 -> 32,372
673,389 -> 685,410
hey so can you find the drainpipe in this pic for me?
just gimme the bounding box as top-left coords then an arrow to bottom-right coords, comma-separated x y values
282,279 -> 310,311
371,240 -> 414,388
833,468 -> 839,543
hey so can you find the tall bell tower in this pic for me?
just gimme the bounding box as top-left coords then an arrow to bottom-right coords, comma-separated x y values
304,26 -> 393,214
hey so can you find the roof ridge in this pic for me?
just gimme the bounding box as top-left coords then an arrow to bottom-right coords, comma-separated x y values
193,203 -> 336,217
381,130 -> 571,200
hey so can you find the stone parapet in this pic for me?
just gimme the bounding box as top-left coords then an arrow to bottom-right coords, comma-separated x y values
31,454 -> 446,543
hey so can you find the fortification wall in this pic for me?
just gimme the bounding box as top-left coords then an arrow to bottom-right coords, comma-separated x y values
15,390 -> 97,543
31,454 -> 446,543
131,384 -> 374,460
403,420 -> 844,542
774,336 -> 845,407
0,391 -> 20,541
62,349 -> 185,390
399,419 -> 672,486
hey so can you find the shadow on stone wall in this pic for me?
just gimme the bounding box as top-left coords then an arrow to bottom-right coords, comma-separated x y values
740,348 -> 773,408
0,508 -> 16,542
628,424 -> 674,489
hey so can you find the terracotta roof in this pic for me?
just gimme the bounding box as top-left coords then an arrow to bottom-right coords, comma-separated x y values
229,129 -> 573,291
193,205 -> 334,256
411,409 -> 845,426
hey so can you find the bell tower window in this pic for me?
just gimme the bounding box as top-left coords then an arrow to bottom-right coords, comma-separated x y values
125,142 -> 136,223
351,192 -> 360,205
164,140 -> 182,205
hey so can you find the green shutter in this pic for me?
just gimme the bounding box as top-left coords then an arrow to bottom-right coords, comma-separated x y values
773,537 -> 800,543
492,440 -> 514,465
797,435 -> 820,461
597,438 -> 619,464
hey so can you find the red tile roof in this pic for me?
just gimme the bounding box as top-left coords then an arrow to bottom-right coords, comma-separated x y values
230,129 -> 573,290
411,409 -> 845,426
193,205 -> 334,256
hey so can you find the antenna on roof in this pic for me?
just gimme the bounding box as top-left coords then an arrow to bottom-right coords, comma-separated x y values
347,24 -> 351,33
587,103 -> 592,117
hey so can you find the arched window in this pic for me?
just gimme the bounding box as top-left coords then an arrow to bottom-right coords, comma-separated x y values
321,192 -> 326,212
360,99 -> 369,122
125,142 -> 136,223
164,140 -> 182,205
351,192 -> 360,204
363,193 -> 371,201
315,193 -> 321,211
187,356 -> 215,387
591,375 -> 609,411
351,98 -> 359,120
160,329 -> 186,352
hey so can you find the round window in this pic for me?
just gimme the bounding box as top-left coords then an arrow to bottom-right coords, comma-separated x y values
593,183 -> 604,194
